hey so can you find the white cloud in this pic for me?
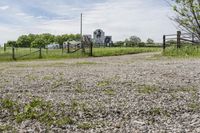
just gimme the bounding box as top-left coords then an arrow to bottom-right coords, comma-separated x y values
0,5 -> 9,10
0,0 -> 177,44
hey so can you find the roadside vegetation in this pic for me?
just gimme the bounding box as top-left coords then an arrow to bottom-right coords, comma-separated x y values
0,47 -> 160,61
163,45 -> 200,58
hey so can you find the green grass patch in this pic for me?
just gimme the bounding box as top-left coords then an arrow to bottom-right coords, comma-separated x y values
0,47 -> 160,62
74,61 -> 97,65
163,46 -> 200,57
103,89 -> 115,95
97,80 -> 110,87
77,122 -> 93,130
137,85 -> 159,94
93,47 -> 160,57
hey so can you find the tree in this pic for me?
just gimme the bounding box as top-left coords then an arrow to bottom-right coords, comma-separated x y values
172,0 -> 200,39
31,37 -> 47,48
6,41 -> 18,47
147,38 -> 154,44
41,33 -> 55,44
129,36 -> 142,46
17,35 -> 31,47
55,35 -> 65,48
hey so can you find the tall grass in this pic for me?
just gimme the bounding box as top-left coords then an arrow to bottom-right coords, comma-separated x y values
93,47 -> 160,57
163,46 -> 200,57
0,47 -> 160,61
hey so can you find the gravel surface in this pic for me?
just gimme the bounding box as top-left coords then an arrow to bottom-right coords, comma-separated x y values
1,52 -> 200,133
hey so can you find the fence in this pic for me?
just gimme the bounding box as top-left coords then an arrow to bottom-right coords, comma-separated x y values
163,31 -> 199,51
0,44 -> 93,61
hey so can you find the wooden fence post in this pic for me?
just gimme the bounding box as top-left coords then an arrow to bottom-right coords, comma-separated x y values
67,43 -> 70,53
163,35 -> 166,51
12,47 -> 16,60
177,31 -> 181,48
39,47 -> 42,58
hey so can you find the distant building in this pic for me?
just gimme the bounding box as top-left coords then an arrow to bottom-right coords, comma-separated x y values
46,43 -> 59,49
92,29 -> 112,46
104,36 -> 113,46
93,29 -> 105,45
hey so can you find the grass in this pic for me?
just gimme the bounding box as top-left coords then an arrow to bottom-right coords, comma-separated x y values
163,45 -> 200,57
77,122 -> 93,130
137,85 -> 159,94
93,47 -> 160,57
103,89 -> 115,95
0,47 -> 160,61
0,98 -> 74,127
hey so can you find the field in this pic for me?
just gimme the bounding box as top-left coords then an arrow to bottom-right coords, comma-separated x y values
0,47 -> 160,61
1,52 -> 200,132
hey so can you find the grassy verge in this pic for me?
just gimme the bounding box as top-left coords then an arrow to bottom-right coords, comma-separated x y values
93,47 -> 160,57
163,46 -> 200,57
0,47 -> 160,62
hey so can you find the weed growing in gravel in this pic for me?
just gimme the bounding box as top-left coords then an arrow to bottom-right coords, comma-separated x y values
15,99 -> 56,124
188,103 -> 200,111
74,83 -> 85,93
97,80 -> 110,87
74,61 -> 97,66
0,98 -> 74,128
137,85 -> 159,94
174,87 -> 197,93
43,75 -> 53,80
0,125 -> 14,132
26,75 -> 37,81
78,122 -> 93,130
147,107 -> 170,118
55,116 -> 74,126
103,89 -> 115,95
71,100 -> 89,113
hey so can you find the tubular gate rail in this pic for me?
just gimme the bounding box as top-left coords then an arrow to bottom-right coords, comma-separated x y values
163,31 -> 199,51
12,47 -> 42,60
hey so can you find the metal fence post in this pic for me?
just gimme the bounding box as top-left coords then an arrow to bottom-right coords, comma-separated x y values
67,43 -> 70,53
12,47 -> 16,60
90,43 -> 93,56
163,35 -> 166,51
177,31 -> 181,48
192,33 -> 195,44
4,44 -> 6,52
39,47 -> 42,58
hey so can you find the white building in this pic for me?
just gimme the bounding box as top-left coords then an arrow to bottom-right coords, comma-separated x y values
46,43 -> 60,49
93,29 -> 105,44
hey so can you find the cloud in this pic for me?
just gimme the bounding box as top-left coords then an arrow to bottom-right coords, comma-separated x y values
0,0 -> 177,45
0,5 -> 9,10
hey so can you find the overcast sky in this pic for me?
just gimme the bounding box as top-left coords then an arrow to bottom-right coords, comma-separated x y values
0,0 -> 177,44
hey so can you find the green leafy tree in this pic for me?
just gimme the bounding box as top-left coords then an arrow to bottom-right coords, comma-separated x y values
31,37 -> 47,48
147,38 -> 154,44
41,33 -> 55,44
172,0 -> 200,39
17,35 -> 31,47
6,41 -> 18,47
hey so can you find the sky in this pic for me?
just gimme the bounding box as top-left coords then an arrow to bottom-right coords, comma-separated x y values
0,0 -> 177,44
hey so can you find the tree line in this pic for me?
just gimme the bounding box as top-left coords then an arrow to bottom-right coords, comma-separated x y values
114,36 -> 156,47
5,33 -> 81,48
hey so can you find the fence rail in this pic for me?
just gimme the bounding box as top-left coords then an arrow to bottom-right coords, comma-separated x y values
163,31 -> 199,51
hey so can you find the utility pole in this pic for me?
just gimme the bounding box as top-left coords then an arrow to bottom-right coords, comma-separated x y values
80,13 -> 85,53
80,13 -> 83,37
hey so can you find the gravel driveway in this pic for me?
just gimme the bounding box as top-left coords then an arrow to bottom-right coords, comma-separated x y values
1,52 -> 200,133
